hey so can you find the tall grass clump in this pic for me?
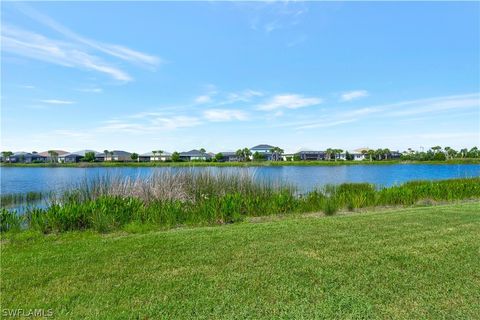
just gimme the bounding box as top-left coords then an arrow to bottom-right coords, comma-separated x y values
1,191 -> 44,207
3,175 -> 480,234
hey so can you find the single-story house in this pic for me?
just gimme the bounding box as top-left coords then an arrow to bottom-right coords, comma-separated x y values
38,150 -> 70,163
104,150 -> 132,162
58,153 -> 83,163
297,150 -> 326,161
6,152 -> 47,163
95,153 -> 106,162
217,152 -> 241,162
250,144 -> 276,161
179,150 -> 211,161
138,151 -> 172,162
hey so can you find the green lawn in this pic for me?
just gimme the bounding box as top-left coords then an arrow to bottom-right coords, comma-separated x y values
2,202 -> 479,319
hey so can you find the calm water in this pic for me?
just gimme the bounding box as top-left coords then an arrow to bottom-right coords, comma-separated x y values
1,164 -> 479,195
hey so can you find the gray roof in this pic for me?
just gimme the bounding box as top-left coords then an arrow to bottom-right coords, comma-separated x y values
72,150 -> 98,156
180,149 -> 210,157
61,153 -> 83,158
219,152 -> 237,156
251,144 -> 275,150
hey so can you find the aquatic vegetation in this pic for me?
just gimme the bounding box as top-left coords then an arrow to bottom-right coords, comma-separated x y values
1,173 -> 479,234
0,191 -> 44,207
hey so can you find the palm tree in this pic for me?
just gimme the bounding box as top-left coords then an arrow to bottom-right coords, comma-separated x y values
269,147 -> 284,161
48,150 -> 59,163
2,151 -> 13,163
361,150 -> 368,161
367,150 -> 375,162
431,146 -> 442,154
235,149 -> 244,161
152,150 -> 157,161
243,148 -> 252,161
383,148 -> 391,160
326,148 -> 333,161
104,150 -> 109,162
333,149 -> 343,161
157,150 -> 164,161
459,148 -> 468,158
375,149 -> 384,161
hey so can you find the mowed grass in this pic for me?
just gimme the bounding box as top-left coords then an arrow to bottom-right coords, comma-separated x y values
2,202 -> 480,319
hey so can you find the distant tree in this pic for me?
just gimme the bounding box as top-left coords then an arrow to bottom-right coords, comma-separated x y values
171,151 -> 180,162
48,150 -> 59,163
243,148 -> 252,161
383,148 -> 391,160
200,148 -> 206,153
375,149 -> 384,161
83,152 -> 95,162
131,153 -> 139,161
361,150 -> 368,161
104,150 -> 109,161
215,153 -> 224,162
326,148 -> 334,161
345,151 -> 353,161
235,149 -> 244,161
293,154 -> 301,161
468,147 -> 479,158
367,150 -> 375,162
1,151 -> 13,163
431,146 -> 442,154
459,148 -> 468,158
253,151 -> 265,161
269,147 -> 284,161
333,149 -> 343,161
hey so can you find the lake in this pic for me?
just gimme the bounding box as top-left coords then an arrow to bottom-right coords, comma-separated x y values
1,164 -> 480,195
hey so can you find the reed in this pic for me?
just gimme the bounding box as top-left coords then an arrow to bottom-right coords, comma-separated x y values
1,173 -> 479,234
0,191 -> 44,207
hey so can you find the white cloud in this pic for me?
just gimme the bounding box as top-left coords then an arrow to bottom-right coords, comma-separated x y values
203,109 -> 249,122
2,25 -> 132,81
14,4 -> 161,67
257,94 -> 323,111
77,88 -> 103,93
340,90 -> 369,102
40,99 -> 75,105
194,95 -> 212,104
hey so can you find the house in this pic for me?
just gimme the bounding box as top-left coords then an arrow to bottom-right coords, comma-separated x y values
216,152 -> 241,162
38,150 -> 69,163
103,150 -> 132,162
250,144 -> 276,161
296,150 -> 326,161
138,151 -> 172,162
6,152 -> 47,163
95,153 -> 106,162
179,150 -> 211,161
73,150 -> 99,157
58,153 -> 83,163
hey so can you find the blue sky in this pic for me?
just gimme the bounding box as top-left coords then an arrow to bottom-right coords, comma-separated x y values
1,1 -> 479,153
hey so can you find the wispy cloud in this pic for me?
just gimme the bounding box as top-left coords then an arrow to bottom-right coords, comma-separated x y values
277,93 -> 479,130
77,88 -> 103,93
40,99 -> 75,105
14,3 -> 161,67
257,94 -> 323,111
2,5 -> 162,82
2,25 -> 133,81
194,95 -> 212,104
340,90 -> 369,102
203,109 -> 249,122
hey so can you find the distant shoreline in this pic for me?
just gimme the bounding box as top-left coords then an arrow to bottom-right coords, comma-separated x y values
2,159 -> 480,168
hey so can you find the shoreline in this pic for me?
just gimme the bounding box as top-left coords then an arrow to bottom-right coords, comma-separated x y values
1,159 -> 480,168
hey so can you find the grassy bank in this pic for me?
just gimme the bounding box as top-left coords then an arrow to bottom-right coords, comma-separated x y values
2,202 -> 479,319
2,158 -> 480,168
2,175 -> 479,234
